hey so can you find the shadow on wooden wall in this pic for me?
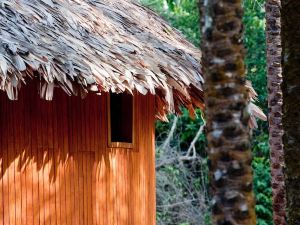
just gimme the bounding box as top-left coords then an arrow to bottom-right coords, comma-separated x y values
0,81 -> 156,225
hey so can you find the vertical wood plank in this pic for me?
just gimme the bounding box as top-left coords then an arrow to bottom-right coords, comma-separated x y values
52,96 -> 60,225
104,95 -> 115,225
78,107 -> 84,225
117,151 -> 125,225
37,97 -> 45,225
83,154 -> 88,225
24,89 -> 34,225
89,96 -> 98,225
42,101 -> 51,225
48,102 -> 56,225
129,94 -> 140,225
54,95 -> 61,225
20,95 -> 27,225
140,95 -> 147,224
12,99 -> 21,225
78,153 -> 84,225
0,94 -> 4,225
0,94 -> 10,225
30,91 -> 39,225
92,160 -> 97,225
49,150 -> 56,225
66,96 -> 72,225
60,95 -> 68,225
59,157 -> 66,225
68,156 -> 75,225
123,150 -> 129,225
20,93 -> 27,225
8,101 -> 16,225
73,152 -> 79,225
69,97 -> 79,225
87,153 -> 94,225
95,94 -> 106,225
115,151 -> 120,225
74,100 -> 84,225
65,153 -> 72,225
148,95 -> 156,225
54,155 -> 61,225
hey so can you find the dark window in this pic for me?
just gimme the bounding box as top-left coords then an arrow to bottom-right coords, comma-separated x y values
109,92 -> 133,145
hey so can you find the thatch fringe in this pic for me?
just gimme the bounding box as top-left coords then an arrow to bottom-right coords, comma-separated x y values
0,0 -> 265,124
0,0 -> 203,119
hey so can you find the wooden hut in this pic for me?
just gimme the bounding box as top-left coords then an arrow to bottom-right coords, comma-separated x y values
0,1 -> 204,224
0,0 -> 264,224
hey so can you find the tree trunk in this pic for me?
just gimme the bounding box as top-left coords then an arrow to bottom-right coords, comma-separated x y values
201,0 -> 256,224
282,1 -> 300,224
266,0 -> 286,224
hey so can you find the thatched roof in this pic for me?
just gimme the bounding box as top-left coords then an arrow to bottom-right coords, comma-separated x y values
0,0 -> 204,120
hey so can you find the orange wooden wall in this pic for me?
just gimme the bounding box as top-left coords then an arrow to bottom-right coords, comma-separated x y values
0,85 -> 156,225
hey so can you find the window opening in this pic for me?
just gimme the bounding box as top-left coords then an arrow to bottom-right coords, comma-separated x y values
108,92 -> 133,148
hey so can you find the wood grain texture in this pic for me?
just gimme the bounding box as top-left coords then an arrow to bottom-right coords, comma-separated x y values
0,83 -> 156,225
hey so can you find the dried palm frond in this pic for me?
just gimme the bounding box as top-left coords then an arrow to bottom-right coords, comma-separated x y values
0,0 -> 265,124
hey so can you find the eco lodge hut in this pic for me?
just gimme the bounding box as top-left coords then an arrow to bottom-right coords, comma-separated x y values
0,0 -> 206,224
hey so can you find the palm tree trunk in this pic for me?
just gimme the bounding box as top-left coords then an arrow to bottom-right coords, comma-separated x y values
282,1 -> 300,224
201,0 -> 256,224
266,0 -> 286,224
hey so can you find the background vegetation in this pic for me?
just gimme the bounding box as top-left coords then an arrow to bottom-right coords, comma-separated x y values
140,0 -> 271,224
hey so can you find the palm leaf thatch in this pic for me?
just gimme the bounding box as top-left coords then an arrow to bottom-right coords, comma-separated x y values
0,0 -> 203,120
0,0 -> 265,124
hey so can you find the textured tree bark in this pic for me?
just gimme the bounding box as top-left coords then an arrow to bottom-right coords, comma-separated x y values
266,1 -> 287,224
201,0 -> 256,224
282,1 -> 300,224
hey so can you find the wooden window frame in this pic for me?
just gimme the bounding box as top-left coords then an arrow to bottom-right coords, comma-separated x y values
107,93 -> 135,149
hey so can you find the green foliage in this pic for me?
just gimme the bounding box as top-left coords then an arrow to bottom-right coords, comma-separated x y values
142,0 -> 272,224
140,0 -> 200,46
252,134 -> 273,225
243,0 -> 267,108
243,1 -> 273,224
